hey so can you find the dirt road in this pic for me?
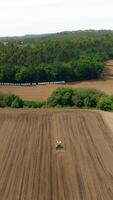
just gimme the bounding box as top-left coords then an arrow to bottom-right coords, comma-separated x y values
0,109 -> 113,199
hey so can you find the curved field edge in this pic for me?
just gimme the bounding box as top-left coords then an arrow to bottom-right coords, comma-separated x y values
0,109 -> 113,199
101,110 -> 113,132
0,79 -> 113,101
0,60 -> 113,101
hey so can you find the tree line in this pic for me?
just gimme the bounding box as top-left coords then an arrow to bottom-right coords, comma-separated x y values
1,87 -> 113,111
47,87 -> 113,111
0,34 -> 113,83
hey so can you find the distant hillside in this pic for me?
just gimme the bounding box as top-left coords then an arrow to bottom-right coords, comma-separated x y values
1,30 -> 113,83
0,30 -> 113,43
0,33 -> 50,43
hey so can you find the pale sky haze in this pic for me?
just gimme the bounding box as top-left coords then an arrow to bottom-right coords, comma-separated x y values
0,0 -> 113,36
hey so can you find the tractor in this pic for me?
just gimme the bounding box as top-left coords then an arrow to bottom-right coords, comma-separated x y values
56,141 -> 64,150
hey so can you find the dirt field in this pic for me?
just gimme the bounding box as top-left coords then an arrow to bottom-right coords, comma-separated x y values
0,109 -> 113,199
0,60 -> 113,101
103,60 -> 113,78
1,79 -> 113,101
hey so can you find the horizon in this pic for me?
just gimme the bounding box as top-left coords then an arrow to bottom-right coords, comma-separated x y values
0,0 -> 113,37
0,29 -> 113,38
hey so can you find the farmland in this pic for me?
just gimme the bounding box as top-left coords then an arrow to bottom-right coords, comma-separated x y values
0,60 -> 113,101
0,79 -> 113,101
0,109 -> 113,199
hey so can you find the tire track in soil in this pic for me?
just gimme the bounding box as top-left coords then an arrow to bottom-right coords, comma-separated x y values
0,109 -> 113,199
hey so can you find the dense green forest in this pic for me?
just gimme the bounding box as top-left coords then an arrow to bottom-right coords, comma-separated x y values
0,30 -> 113,83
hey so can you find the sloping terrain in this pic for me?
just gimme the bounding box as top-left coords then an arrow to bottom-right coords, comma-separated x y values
1,60 -> 113,101
0,79 -> 113,101
0,109 -> 113,199
102,60 -> 113,79
0,30 -> 112,43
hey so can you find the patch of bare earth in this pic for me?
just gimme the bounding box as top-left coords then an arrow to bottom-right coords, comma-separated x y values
102,60 -> 113,79
0,109 -> 113,199
0,60 -> 113,101
101,110 -> 113,133
0,79 -> 113,101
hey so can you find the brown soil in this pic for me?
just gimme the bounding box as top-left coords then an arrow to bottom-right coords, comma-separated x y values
0,79 -> 113,101
103,60 -> 113,78
0,109 -> 113,199
0,60 -> 113,101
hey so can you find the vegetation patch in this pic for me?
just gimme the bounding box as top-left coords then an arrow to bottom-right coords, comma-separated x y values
47,88 -> 113,111
1,35 -> 112,83
0,93 -> 23,108
1,87 -> 113,112
23,100 -> 46,108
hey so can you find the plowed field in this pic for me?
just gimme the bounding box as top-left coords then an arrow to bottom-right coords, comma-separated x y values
0,109 -> 113,199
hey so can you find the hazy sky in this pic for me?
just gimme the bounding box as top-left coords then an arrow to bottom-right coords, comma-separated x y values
0,0 -> 113,36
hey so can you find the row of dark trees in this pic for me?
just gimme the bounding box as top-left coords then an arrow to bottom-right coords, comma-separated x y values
0,57 -> 104,83
0,35 -> 113,83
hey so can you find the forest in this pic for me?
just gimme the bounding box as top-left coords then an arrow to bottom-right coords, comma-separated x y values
0,30 -> 113,83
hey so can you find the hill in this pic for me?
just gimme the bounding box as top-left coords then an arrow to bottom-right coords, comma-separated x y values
0,30 -> 113,85
0,30 -> 113,43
